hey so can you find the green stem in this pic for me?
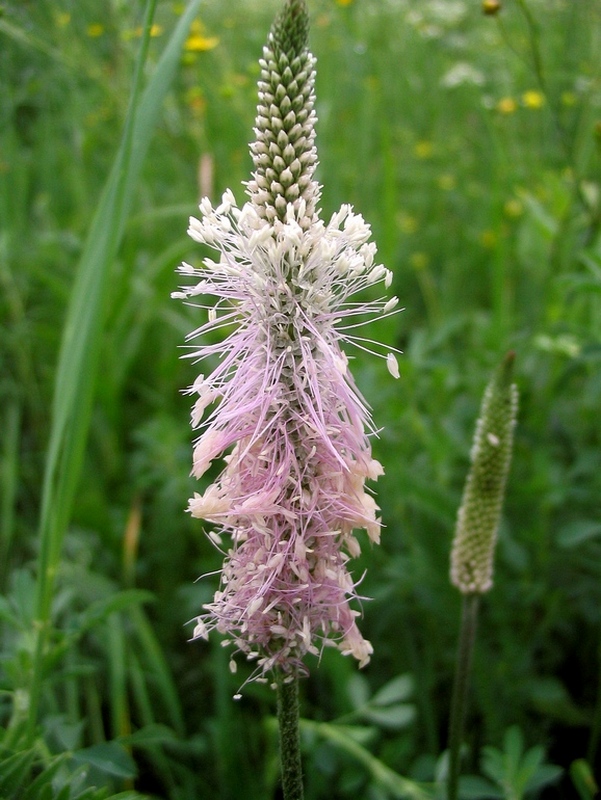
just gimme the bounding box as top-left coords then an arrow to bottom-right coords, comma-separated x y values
0,400 -> 20,588
447,593 -> 480,800
587,634 -> 601,766
277,673 -> 304,800
514,0 -> 547,94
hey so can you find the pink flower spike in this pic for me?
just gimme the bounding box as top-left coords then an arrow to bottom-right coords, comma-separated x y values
175,0 -> 400,686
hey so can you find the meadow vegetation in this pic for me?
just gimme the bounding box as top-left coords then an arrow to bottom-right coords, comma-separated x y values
1,0 -> 600,797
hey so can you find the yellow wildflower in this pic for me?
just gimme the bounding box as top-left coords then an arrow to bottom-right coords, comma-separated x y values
438,174 -> 455,191
414,140 -> 433,159
186,34 -> 220,51
482,0 -> 501,14
503,198 -> 523,218
55,12 -> 71,27
522,90 -> 545,109
397,213 -> 418,234
185,19 -> 219,51
185,87 -> 206,116
336,0 -> 354,5
480,230 -> 497,248
122,24 -> 163,41
86,23 -> 104,37
410,252 -> 430,270
496,97 -> 517,114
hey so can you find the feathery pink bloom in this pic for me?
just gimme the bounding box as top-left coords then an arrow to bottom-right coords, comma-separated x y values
173,0 -> 399,684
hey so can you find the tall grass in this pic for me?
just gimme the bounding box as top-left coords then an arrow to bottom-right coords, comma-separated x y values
1,0 -> 600,797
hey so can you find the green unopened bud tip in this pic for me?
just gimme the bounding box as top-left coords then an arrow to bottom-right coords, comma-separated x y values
272,0 -> 309,60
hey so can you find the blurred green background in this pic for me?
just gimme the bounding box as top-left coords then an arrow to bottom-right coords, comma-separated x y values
1,0 -> 600,797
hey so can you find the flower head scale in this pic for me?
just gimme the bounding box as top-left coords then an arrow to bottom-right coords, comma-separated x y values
173,0 -> 399,685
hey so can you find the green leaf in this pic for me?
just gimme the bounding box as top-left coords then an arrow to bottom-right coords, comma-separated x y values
570,759 -> 599,800
108,794 -> 153,800
28,0 -> 203,740
457,775 -> 503,799
481,729 -> 562,800
301,720 -> 434,800
362,704 -> 416,730
0,595 -> 19,628
521,193 -> 558,237
371,675 -> 414,706
43,715 -> 86,751
516,743 -> 544,784
73,790 -> 105,800
22,755 -> 66,800
503,725 -> 525,775
328,725 -> 378,746
347,672 -> 371,709
525,764 -> 562,794
71,742 -> 137,779
481,746 -> 506,786
10,568 -> 38,626
0,748 -> 35,793
128,606 -> 185,735
57,763 -> 92,798
557,520 -> 601,548
77,590 -> 154,634
525,677 -> 588,725
118,723 -> 178,747
22,754 -> 70,800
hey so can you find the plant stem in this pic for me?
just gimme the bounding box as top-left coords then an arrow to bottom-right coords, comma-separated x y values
514,0 -> 547,94
587,635 -> 601,766
277,672 -> 304,800
447,593 -> 480,800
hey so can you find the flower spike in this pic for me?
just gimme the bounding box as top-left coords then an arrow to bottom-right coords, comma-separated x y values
450,352 -> 519,594
247,0 -> 319,227
174,0 -> 399,685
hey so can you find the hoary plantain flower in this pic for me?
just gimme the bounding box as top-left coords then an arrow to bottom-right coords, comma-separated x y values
446,352 -> 518,800
173,0 -> 399,686
450,351 -> 518,594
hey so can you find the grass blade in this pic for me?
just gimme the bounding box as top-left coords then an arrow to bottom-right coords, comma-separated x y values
27,0 -> 203,743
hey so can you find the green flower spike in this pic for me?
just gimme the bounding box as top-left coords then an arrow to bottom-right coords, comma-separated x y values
247,0 -> 319,228
447,353 -> 519,800
450,351 -> 519,594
